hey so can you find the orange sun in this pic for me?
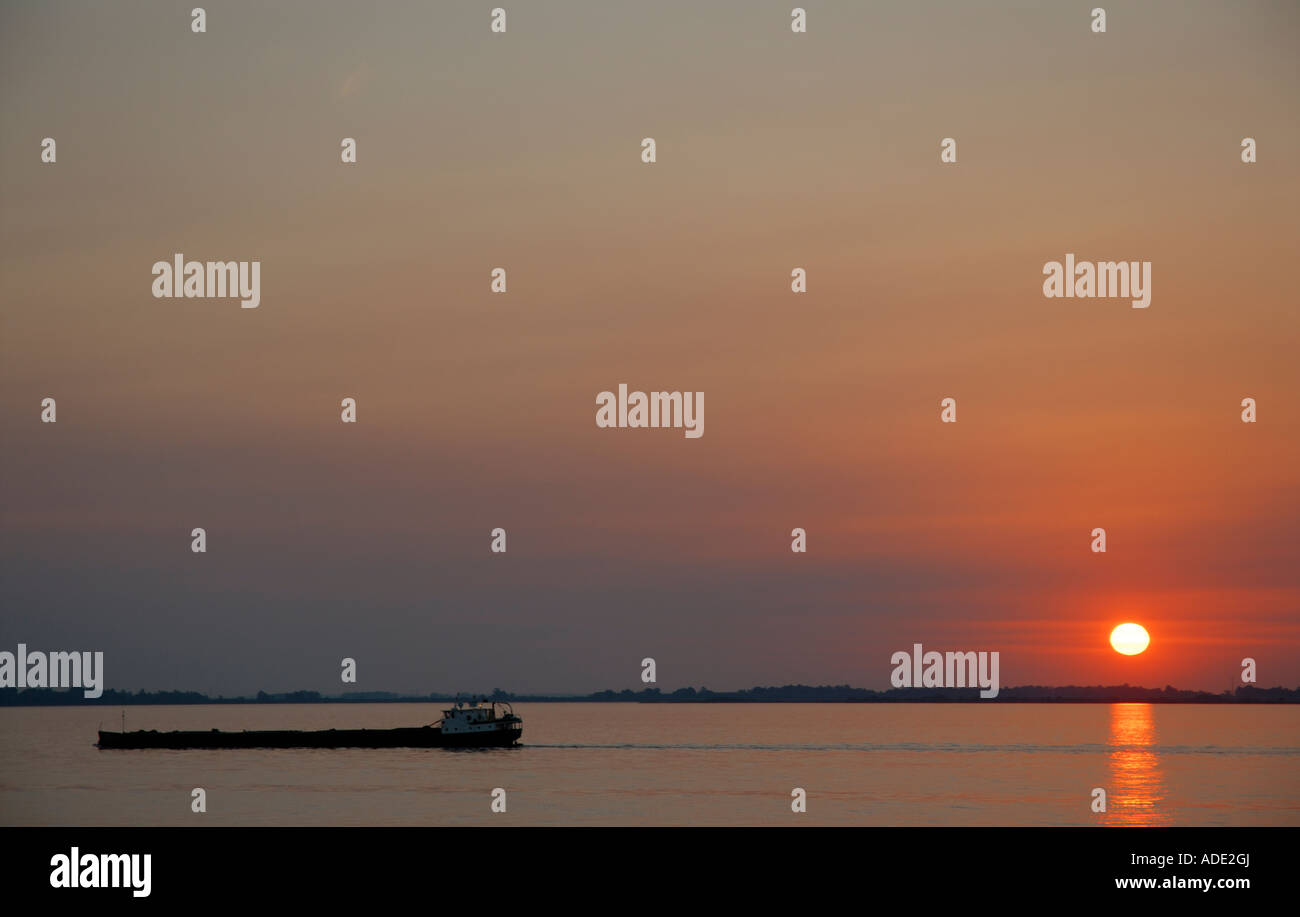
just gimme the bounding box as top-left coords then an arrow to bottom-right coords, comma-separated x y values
1109,623 -> 1150,656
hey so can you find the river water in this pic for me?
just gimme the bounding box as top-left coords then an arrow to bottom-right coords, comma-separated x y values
1,702 -> 1295,826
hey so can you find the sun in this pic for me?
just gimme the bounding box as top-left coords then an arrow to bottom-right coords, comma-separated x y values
1109,622 -> 1150,656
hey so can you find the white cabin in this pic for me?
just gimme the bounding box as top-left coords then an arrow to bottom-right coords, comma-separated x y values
439,700 -> 519,735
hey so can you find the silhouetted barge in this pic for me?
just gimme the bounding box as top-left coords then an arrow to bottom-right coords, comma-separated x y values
96,700 -> 522,749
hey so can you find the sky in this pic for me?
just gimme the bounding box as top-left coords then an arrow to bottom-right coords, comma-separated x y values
1,1 -> 1297,696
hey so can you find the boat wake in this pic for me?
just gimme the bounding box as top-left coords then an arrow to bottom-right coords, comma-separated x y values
524,742 -> 1297,756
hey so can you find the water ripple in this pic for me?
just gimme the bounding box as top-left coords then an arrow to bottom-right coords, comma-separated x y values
523,742 -> 1298,755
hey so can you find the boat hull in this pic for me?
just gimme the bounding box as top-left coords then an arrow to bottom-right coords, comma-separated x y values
96,724 -> 522,750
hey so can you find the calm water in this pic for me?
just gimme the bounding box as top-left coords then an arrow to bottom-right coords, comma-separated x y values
1,703 -> 1296,826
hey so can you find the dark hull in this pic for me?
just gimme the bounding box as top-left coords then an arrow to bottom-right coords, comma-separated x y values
97,724 -> 521,750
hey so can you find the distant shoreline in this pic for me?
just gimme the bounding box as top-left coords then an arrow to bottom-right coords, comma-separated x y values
3,685 -> 1297,706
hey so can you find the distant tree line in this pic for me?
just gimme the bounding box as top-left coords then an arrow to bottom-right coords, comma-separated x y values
576,684 -> 1300,703
3,683 -> 1297,706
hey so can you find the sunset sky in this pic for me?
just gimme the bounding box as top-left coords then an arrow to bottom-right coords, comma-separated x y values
2,1 -> 1297,695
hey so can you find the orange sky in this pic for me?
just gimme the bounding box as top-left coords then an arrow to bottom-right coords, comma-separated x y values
1,1 -> 1297,694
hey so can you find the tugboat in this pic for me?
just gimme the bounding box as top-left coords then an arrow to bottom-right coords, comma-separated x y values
96,699 -> 523,750
434,699 -> 524,748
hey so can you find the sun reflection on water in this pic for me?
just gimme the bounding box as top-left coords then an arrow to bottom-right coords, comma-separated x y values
1105,703 -> 1171,825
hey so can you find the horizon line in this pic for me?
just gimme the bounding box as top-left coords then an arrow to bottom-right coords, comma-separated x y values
3,681 -> 1297,704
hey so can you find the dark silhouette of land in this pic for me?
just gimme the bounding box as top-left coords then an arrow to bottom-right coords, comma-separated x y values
3,683 -> 1297,706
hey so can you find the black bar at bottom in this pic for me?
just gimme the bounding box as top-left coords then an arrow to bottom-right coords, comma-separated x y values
6,826 -> 1282,904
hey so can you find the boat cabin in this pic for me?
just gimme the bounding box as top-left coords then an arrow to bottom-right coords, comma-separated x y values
439,700 -> 520,736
